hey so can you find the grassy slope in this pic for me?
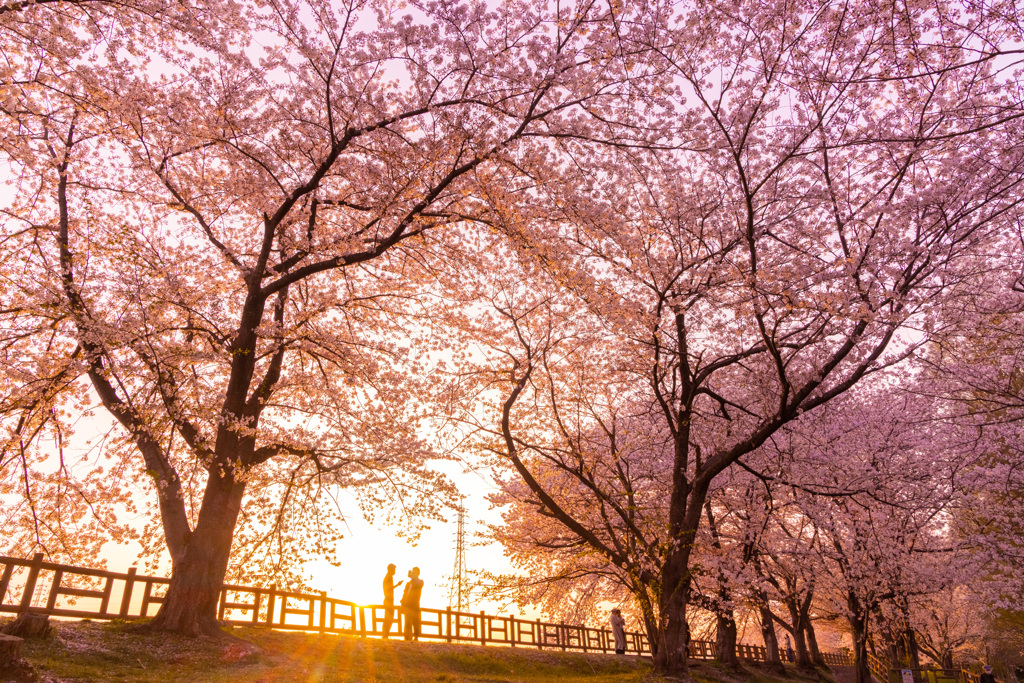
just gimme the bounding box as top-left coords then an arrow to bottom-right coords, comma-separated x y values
13,619 -> 837,683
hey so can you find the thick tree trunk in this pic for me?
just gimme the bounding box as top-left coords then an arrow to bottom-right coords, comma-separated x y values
704,501 -> 739,669
848,592 -> 872,683
653,424 -> 705,676
785,598 -> 813,669
890,642 -> 901,668
759,604 -> 786,674
716,612 -> 740,667
654,554 -> 692,674
146,472 -> 247,635
805,618 -> 825,667
655,606 -> 690,673
899,628 -> 921,669
854,633 -> 872,683
793,624 -> 812,668
635,585 -> 661,656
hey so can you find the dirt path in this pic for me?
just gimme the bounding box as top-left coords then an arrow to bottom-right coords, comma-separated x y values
834,665 -> 858,683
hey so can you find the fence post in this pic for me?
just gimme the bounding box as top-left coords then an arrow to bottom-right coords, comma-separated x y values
319,592 -> 327,632
45,569 -> 64,611
479,611 -> 487,646
218,588 -> 227,621
99,576 -> 114,615
266,584 -> 277,626
509,615 -> 516,647
359,605 -> 366,636
119,567 -> 137,618
18,553 -> 45,612
445,608 -> 452,643
0,562 -> 14,606
252,590 -> 261,624
140,580 -> 152,616
536,618 -> 543,650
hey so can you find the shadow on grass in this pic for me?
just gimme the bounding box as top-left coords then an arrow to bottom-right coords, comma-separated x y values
7,618 -> 838,683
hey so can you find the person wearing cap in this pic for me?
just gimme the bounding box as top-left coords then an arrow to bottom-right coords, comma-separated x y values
382,564 -> 403,638
610,608 -> 626,655
980,665 -> 996,683
401,567 -> 424,641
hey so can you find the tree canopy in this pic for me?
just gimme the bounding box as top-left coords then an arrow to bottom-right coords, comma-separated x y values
1,0 -> 1023,675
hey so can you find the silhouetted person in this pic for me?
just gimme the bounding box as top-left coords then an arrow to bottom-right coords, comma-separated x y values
785,634 -> 794,663
382,563 -> 403,638
981,665 -> 996,683
401,566 -> 424,641
610,608 -> 626,655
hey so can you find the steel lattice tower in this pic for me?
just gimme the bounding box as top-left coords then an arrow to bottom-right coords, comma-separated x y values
448,498 -> 468,613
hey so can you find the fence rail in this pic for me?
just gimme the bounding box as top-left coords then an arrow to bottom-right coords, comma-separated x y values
870,651 -> 890,682
1,553 -> 856,664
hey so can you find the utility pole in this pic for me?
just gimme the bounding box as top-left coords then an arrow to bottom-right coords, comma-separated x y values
448,496 -> 468,614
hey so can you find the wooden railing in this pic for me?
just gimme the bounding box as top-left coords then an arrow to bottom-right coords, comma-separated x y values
865,661 -> 1001,683
1,553 -> 853,663
775,647 -> 854,667
869,651 -> 891,682
822,651 -> 854,667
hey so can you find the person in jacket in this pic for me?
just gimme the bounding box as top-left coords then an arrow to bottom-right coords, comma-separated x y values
610,608 -> 626,655
382,564 -> 403,638
401,567 -> 424,641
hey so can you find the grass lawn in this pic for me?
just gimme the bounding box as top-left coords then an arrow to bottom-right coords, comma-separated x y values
9,619 -> 836,683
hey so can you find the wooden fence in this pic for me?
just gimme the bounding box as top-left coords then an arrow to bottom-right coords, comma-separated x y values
1,553 -> 855,664
870,650 -> 891,681
865,650 -> 1002,683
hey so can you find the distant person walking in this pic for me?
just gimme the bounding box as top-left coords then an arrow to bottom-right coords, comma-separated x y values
785,634 -> 794,662
981,665 -> 996,683
382,564 -> 403,638
401,567 -> 424,641
610,608 -> 626,655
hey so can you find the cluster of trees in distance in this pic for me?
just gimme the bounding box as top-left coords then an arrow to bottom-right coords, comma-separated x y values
1,0 -> 1022,676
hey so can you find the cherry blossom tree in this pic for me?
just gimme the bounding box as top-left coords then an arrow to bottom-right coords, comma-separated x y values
0,0 -> 251,573
907,260 -> 1024,665
0,0 -> 254,569
915,276 -> 1024,586
911,586 -> 986,669
710,475 -> 825,670
461,0 -> 1024,673
0,0 -> 643,634
764,385 -> 1010,683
